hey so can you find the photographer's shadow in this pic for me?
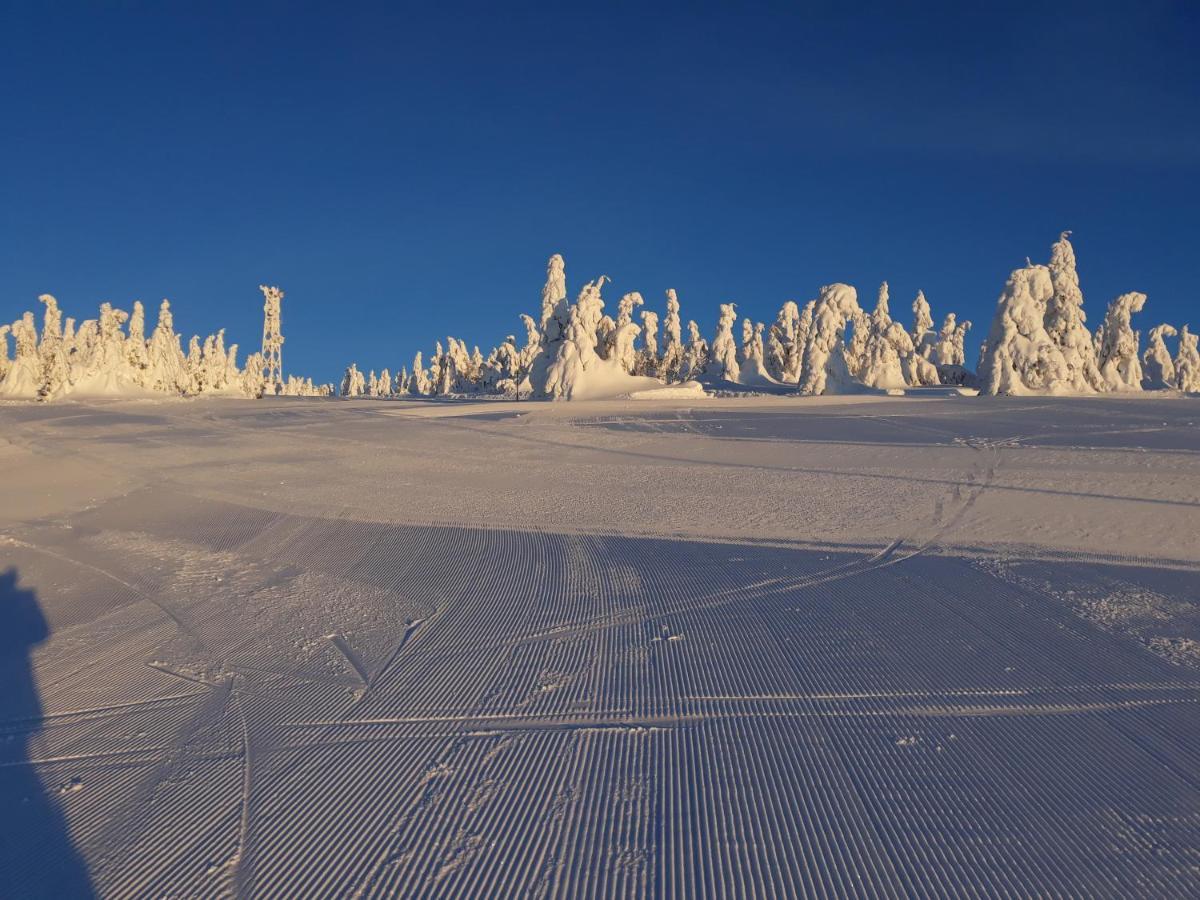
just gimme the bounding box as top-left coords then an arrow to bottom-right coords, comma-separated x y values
0,567 -> 94,898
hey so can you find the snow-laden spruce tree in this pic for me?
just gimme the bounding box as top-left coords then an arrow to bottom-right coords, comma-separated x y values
638,309 -> 659,376
1143,324 -> 1177,389
367,370 -> 378,396
911,290 -> 935,357
1175,326 -> 1200,392
708,303 -> 740,382
798,283 -> 863,395
340,363 -> 365,397
148,300 -> 188,393
681,320 -> 709,381
659,289 -> 684,382
978,264 -> 1072,395
1045,231 -> 1104,393
125,300 -> 151,387
1096,291 -> 1147,391
766,301 -> 797,382
410,351 -> 430,395
539,253 -> 568,342
853,283 -> 912,390
611,292 -> 644,373
536,276 -> 609,398
0,312 -> 42,398
36,294 -> 70,400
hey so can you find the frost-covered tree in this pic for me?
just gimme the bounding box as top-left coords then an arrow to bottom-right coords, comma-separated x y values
911,290 -> 935,357
148,300 -> 188,393
1096,291 -> 1147,392
36,294 -> 70,400
978,264 -> 1072,396
125,300 -> 151,387
0,312 -> 42,398
367,370 -> 378,396
932,314 -> 971,367
1142,324 -> 1177,389
1174,326 -> 1200,392
798,283 -> 862,395
709,303 -> 740,382
681,320 -> 709,381
341,363 -> 365,397
537,276 -> 609,399
638,309 -> 659,376
1045,231 -> 1104,393
411,351 -> 430,395
610,292 -> 644,373
539,253 -> 569,342
660,289 -> 684,382
766,301 -> 800,383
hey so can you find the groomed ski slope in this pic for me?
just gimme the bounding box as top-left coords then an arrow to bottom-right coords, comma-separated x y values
2,394 -> 1200,897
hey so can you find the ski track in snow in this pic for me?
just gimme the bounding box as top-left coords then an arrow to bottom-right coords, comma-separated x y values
2,395 -> 1200,897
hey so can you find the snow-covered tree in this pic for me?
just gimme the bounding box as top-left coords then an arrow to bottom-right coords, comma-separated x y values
798,283 -> 863,395
539,253 -> 568,342
766,301 -> 800,383
1096,291 -> 1147,392
660,290 -> 684,382
978,264 -> 1071,396
1174,326 -> 1200,392
709,303 -> 740,382
125,300 -> 150,387
36,295 -> 70,400
147,300 -> 188,393
610,292 -> 644,373
0,324 -> 11,384
911,290 -> 935,356
681,320 -> 709,381
341,363 -> 365,397
638,310 -> 659,376
536,276 -> 609,399
1045,231 -> 1104,393
1143,324 -> 1177,389
411,351 -> 430,395
0,312 -> 41,398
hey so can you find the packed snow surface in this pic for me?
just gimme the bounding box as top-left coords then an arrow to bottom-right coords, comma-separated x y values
3,394 -> 1200,897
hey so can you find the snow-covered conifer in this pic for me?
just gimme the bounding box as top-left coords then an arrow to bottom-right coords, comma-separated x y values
1143,324 -> 1177,389
709,303 -> 740,382
539,253 -> 568,342
148,300 -> 188,393
1174,326 -> 1200,392
1045,231 -> 1104,393
638,310 -> 659,376
798,284 -> 863,395
681,320 -> 709,381
1096,291 -> 1147,391
911,290 -> 934,356
0,312 -> 42,398
537,276 -> 609,398
978,264 -> 1071,395
766,301 -> 799,382
0,324 -> 11,384
660,290 -> 684,382
411,351 -> 430,395
37,295 -> 70,400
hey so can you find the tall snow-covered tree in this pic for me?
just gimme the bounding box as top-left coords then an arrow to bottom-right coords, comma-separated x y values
148,300 -> 187,393
766,301 -> 800,382
125,300 -> 151,387
798,283 -> 862,395
1143,324 -> 1177,389
709,303 -> 740,382
0,323 -> 11,384
660,289 -> 684,382
0,312 -> 42,398
911,290 -> 935,357
681,320 -> 708,381
536,276 -> 609,399
1045,231 -> 1104,393
638,310 -> 659,376
539,253 -> 568,342
1096,291 -> 1147,392
978,264 -> 1071,395
37,294 -> 70,400
1174,325 -> 1200,392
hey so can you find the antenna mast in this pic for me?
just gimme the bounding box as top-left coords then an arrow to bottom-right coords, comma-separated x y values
260,284 -> 284,394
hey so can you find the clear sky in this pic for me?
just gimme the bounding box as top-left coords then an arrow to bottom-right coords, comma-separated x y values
2,2 -> 1197,384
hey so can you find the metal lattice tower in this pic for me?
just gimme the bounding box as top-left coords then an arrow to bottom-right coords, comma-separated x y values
260,284 -> 285,393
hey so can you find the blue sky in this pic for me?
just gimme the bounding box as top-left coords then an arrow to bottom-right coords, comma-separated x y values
2,2 -> 1198,384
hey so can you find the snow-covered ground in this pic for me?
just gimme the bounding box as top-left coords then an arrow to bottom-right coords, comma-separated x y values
3,394 -> 1200,896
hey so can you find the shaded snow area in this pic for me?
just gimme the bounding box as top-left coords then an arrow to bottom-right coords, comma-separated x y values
3,395 -> 1200,896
